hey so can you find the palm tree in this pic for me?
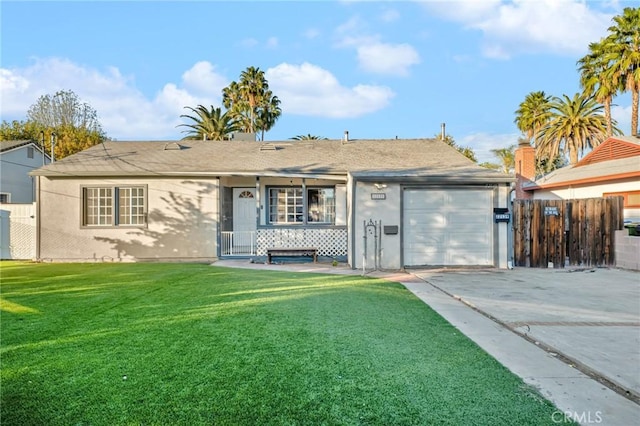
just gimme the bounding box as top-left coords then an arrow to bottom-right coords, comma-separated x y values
222,67 -> 282,137
290,134 -> 328,140
578,40 -> 621,137
537,93 -> 613,165
490,145 -> 516,174
178,105 -> 239,141
604,7 -> 640,136
256,92 -> 282,141
239,66 -> 268,134
514,91 -> 552,146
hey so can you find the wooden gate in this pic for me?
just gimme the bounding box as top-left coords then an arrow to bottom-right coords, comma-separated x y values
512,197 -> 624,268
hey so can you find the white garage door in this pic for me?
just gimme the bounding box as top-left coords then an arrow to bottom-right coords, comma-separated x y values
403,188 -> 493,266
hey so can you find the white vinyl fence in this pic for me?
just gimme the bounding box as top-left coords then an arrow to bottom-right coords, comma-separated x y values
0,203 -> 36,260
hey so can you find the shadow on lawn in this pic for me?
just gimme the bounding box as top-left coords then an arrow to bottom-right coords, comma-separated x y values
95,181 -> 216,259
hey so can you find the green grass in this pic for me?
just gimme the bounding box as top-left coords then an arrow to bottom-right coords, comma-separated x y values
1,262 -> 565,425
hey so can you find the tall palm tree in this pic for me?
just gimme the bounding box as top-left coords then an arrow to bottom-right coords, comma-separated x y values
490,145 -> 516,174
256,92 -> 282,141
604,7 -> 640,136
239,66 -> 268,134
290,134 -> 328,140
514,91 -> 552,146
222,67 -> 282,137
537,93 -> 614,165
178,105 -> 239,141
578,40 -> 621,137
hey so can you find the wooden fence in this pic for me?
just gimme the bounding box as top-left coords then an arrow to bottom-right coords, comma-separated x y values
512,197 -> 624,268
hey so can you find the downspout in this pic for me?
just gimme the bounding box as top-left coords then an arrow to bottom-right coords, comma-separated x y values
35,175 -> 41,260
349,174 -> 357,269
508,184 -> 515,269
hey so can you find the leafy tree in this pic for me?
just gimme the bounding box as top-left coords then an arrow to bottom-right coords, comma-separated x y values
537,93 -> 613,165
290,134 -> 328,140
222,67 -> 282,140
0,120 -> 42,141
514,91 -> 551,146
603,7 -> 640,136
436,133 -> 477,162
178,105 -> 239,140
28,90 -> 103,133
1,90 -> 106,160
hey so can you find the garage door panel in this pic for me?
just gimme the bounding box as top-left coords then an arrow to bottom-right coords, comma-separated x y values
403,189 -> 493,267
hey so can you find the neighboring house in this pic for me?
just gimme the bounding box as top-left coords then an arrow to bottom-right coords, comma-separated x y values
1,140 -> 51,203
31,138 -> 513,269
521,136 -> 640,222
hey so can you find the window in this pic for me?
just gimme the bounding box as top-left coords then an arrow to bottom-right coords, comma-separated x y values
604,191 -> 640,208
0,193 -> 10,204
307,188 -> 335,223
268,187 -> 335,225
83,186 -> 146,227
27,146 -> 34,159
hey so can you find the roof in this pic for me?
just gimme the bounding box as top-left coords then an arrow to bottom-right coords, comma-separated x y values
31,138 -> 512,183
525,136 -> 640,191
574,136 -> 640,167
0,140 -> 43,153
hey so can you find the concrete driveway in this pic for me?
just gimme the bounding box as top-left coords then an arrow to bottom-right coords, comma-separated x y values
413,267 -> 640,402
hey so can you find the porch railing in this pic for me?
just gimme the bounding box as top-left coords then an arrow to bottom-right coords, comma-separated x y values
221,231 -> 256,256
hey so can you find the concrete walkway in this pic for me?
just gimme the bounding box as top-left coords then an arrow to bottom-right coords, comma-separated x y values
214,260 -> 640,425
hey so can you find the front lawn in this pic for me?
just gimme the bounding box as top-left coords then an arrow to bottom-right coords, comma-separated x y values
1,262 -> 563,425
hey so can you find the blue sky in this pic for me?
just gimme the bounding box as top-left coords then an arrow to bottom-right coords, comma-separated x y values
1,0 -> 635,162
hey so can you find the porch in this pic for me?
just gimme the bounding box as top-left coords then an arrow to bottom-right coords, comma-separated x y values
221,227 -> 348,259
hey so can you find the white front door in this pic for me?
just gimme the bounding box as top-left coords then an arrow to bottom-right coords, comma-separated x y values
233,188 -> 256,232
232,188 -> 257,254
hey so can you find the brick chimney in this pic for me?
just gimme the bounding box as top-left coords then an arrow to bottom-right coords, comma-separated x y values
514,140 -> 536,199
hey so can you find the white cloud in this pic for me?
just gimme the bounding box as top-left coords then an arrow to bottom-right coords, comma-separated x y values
266,62 -> 395,118
356,42 -> 420,76
181,61 -> 228,96
425,0 -> 614,58
334,17 -> 420,76
0,58 -> 227,140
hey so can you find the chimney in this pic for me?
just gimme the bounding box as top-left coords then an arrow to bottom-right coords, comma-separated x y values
514,139 -> 536,199
441,123 -> 446,140
344,130 -> 349,142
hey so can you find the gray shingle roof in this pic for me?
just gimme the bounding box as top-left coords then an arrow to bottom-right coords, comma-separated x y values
31,138 -> 512,182
1,140 -> 38,152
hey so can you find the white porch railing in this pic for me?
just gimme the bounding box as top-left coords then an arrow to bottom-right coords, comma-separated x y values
221,231 -> 257,256
221,228 -> 348,258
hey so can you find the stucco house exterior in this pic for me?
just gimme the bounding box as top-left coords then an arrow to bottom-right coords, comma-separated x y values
31,138 -> 513,269
521,136 -> 640,222
1,140 -> 51,203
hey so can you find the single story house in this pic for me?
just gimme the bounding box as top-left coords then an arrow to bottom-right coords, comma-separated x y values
1,140 -> 51,203
522,135 -> 640,222
31,138 -> 513,269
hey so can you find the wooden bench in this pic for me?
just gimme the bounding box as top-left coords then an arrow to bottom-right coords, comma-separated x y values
267,247 -> 318,264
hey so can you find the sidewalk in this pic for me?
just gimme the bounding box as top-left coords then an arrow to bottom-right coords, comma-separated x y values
214,260 -> 640,425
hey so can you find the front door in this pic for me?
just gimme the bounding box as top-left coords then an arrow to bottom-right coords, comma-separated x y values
232,188 -> 257,254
